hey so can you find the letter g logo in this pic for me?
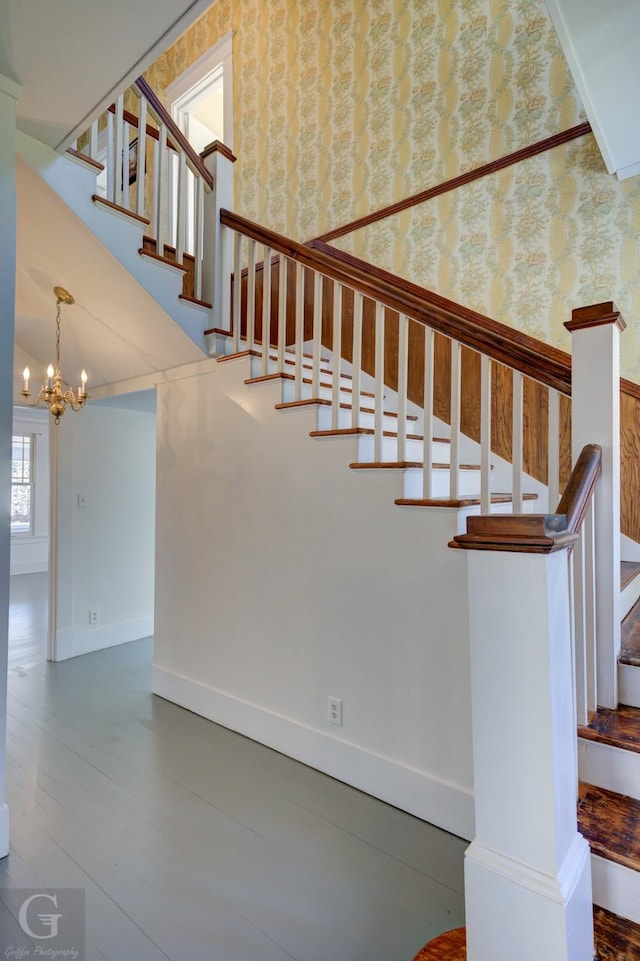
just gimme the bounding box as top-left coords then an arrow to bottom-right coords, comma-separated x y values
18,893 -> 63,939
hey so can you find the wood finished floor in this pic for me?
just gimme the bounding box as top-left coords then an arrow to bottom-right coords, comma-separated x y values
577,782 -> 640,873
4,573 -> 466,961
579,705 -> 640,754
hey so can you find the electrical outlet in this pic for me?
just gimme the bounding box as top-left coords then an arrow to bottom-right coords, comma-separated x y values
328,696 -> 342,726
89,609 -> 101,625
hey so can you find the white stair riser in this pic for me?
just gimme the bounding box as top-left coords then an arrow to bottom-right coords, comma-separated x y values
621,574 -> 640,619
403,467 -> 483,499
282,379 -> 356,406
355,434 -> 451,464
316,405 -> 415,434
591,853 -> 640,925
578,738 -> 640,802
618,663 -> 640,709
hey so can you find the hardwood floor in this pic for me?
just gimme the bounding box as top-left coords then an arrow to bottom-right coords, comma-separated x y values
3,573 -> 466,960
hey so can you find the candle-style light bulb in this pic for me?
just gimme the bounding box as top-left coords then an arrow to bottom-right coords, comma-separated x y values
23,367 -> 30,394
80,369 -> 88,396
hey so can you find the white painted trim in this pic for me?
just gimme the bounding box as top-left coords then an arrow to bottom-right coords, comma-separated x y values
621,533 -> 640,562
56,0 -> 216,151
47,420 -> 58,662
0,75 -> 21,100
617,160 -> 640,182
578,737 -> 640,801
10,559 -> 47,576
55,616 -> 154,662
0,804 -> 10,860
619,663 -> 640,709
152,665 -> 475,840
591,852 -> 640,925
166,31 -> 234,150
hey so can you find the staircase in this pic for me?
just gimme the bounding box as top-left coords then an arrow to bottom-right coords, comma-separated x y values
18,75 -> 640,959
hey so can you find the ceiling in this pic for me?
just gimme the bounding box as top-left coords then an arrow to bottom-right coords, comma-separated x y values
0,0 -> 212,149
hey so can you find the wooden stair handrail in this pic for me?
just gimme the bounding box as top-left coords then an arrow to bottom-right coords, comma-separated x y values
133,77 -> 214,190
221,208 -> 573,394
450,444 -> 601,553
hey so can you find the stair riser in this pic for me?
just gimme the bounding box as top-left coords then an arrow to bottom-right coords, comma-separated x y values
591,853 -> 640,926
282,380 -> 358,406
403,467 -> 483,499
619,663 -> 640,709
316,406 -> 416,434
578,738 -> 640,802
354,435 -> 450,464
621,574 -> 640,619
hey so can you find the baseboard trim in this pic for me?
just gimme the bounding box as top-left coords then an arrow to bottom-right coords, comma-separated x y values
10,560 -> 48,576
152,665 -> 474,840
54,616 -> 153,661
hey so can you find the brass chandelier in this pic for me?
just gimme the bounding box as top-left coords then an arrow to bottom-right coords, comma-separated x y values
22,286 -> 88,424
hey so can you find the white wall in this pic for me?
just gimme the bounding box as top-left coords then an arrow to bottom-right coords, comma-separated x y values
545,0 -> 640,180
52,401 -> 156,660
10,406 -> 49,575
153,358 -> 474,840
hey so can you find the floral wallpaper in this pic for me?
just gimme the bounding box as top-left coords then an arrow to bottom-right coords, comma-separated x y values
145,0 -> 640,379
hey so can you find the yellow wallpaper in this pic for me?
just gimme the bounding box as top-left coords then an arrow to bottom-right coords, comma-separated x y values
146,0 -> 640,379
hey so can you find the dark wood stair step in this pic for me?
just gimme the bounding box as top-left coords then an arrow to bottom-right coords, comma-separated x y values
579,705 -> 640,754
92,194 -> 150,225
410,909 -> 640,960
578,782 -> 640,873
396,493 -> 538,508
349,460 -> 483,471
310,427 -> 424,441
275,399 -> 417,420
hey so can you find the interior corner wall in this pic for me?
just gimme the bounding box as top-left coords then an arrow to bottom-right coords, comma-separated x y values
153,360 -> 474,840
52,403 -> 156,661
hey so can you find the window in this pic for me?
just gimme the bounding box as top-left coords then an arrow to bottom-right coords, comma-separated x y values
11,434 -> 34,534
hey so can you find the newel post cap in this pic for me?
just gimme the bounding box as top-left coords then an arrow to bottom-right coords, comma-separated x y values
565,301 -> 626,334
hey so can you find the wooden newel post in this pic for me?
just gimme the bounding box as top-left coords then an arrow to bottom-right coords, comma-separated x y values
450,517 -> 594,961
201,140 -> 236,330
566,302 -> 625,710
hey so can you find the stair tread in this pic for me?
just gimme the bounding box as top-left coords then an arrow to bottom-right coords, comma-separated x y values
578,705 -> 640,754
410,908 -> 640,960
179,293 -> 212,309
349,460 -> 482,470
274,399 -> 416,420
310,427 -> 424,441
395,493 -> 538,508
138,247 -> 189,271
622,560 -> 640,591
620,598 -> 640,666
578,782 -> 640,872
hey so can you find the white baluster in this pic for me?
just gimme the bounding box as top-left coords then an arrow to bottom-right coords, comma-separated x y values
449,339 -> 461,500
194,178 -> 205,300
397,314 -> 409,462
232,230 -> 242,352
157,124 -> 168,253
584,500 -> 597,714
312,271 -> 322,397
115,95 -> 124,206
151,136 -> 159,242
176,153 -> 187,264
422,327 -> 434,498
373,302 -> 384,460
480,353 -> 492,514
89,119 -> 98,160
261,245 -> 272,375
294,263 -> 304,401
122,119 -> 131,210
277,256 -> 287,374
547,387 -> 560,511
247,239 -> 257,352
512,370 -> 524,511
136,98 -> 147,219
351,293 -> 363,430
107,109 -> 115,203
573,526 -> 588,727
331,283 -> 343,429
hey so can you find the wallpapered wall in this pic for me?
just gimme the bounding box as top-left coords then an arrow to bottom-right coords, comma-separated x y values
145,0 -> 640,380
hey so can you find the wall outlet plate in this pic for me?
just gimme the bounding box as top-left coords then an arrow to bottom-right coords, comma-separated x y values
89,608 -> 101,625
328,696 -> 342,725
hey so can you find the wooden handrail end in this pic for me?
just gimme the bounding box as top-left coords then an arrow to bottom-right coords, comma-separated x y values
565,302 -> 626,333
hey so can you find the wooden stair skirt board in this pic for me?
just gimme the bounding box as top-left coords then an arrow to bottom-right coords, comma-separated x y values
410,908 -> 640,960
